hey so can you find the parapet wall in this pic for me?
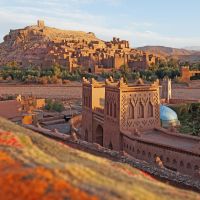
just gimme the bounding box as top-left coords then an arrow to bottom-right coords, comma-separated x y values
169,98 -> 200,104
122,133 -> 200,177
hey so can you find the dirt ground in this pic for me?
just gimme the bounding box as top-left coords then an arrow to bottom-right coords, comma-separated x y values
172,80 -> 200,100
172,88 -> 200,99
1,82 -> 200,100
0,83 -> 82,99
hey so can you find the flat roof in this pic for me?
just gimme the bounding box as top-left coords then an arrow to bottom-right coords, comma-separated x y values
142,130 -> 198,152
123,129 -> 200,155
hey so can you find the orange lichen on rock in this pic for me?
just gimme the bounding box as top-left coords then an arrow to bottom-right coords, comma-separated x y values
0,150 -> 98,200
0,130 -> 23,148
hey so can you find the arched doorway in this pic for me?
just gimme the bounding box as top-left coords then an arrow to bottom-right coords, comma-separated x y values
95,125 -> 103,146
109,142 -> 113,150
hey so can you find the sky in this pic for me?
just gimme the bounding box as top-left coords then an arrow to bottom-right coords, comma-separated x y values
0,0 -> 200,48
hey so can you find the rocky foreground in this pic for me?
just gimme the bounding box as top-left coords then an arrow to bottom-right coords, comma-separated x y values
0,117 -> 199,200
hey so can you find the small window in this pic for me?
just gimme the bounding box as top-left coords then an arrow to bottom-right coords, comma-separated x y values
173,159 -> 177,165
180,161 -> 184,167
166,157 -> 170,163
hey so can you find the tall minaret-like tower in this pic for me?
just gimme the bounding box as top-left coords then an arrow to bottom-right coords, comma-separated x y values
37,20 -> 45,28
161,76 -> 172,102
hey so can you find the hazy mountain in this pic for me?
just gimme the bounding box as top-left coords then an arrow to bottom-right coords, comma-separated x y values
184,46 -> 200,51
137,46 -> 200,63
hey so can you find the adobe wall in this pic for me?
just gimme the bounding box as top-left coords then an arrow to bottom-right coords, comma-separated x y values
92,112 -> 104,144
172,88 -> 200,100
103,86 -> 122,150
169,98 -> 200,104
113,54 -> 127,69
180,67 -> 200,83
128,60 -> 148,71
123,135 -> 200,177
161,77 -> 171,102
82,83 -> 93,142
92,87 -> 105,109
120,86 -> 160,132
0,100 -> 21,119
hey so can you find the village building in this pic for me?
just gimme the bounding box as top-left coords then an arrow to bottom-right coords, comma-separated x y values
0,21 -> 160,72
180,66 -> 200,82
81,77 -> 200,177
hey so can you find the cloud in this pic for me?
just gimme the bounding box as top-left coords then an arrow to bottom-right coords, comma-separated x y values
1,0 -> 200,48
0,4 -> 130,43
132,30 -> 200,48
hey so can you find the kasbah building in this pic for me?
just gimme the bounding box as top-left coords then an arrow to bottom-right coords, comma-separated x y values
81,76 -> 200,178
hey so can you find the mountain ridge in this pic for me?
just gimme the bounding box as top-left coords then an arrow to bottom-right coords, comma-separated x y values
137,46 -> 200,62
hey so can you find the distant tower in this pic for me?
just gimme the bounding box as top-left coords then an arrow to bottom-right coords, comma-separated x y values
37,20 -> 45,28
161,76 -> 172,102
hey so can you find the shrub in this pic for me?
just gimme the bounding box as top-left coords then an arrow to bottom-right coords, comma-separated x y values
38,77 -> 48,84
63,80 -> 71,84
169,104 -> 190,117
45,100 -> 65,112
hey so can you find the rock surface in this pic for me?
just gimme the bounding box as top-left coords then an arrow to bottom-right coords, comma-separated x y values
0,117 -> 200,200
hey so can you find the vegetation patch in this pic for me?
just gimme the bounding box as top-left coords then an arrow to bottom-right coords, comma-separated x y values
45,99 -> 65,112
169,103 -> 200,136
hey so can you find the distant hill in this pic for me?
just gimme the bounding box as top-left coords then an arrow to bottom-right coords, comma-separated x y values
0,20 -> 147,69
137,46 -> 200,63
0,117 -> 199,200
0,21 -> 104,67
185,46 -> 200,51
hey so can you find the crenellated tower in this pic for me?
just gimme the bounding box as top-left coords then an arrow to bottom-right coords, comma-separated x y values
82,77 -> 160,151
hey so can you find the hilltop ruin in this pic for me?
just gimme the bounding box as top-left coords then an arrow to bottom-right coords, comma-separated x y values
0,20 -> 160,72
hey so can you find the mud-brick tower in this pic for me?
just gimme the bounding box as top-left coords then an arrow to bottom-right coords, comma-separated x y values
118,79 -> 160,135
82,78 -> 105,144
103,78 -> 161,151
103,78 -> 122,150
161,76 -> 172,102
82,77 -> 161,151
